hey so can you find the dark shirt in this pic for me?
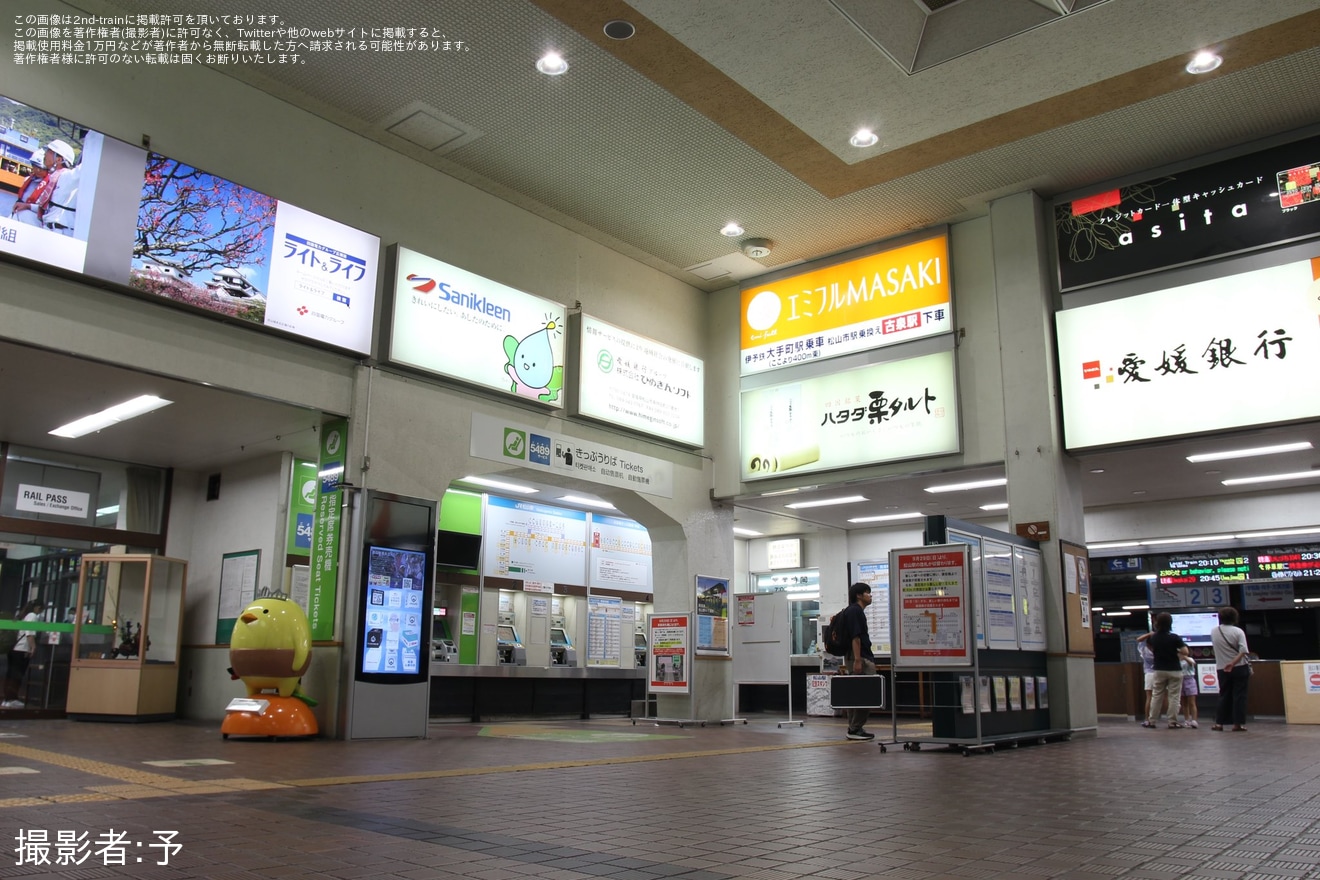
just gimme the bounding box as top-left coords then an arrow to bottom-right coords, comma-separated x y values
841,602 -> 873,662
1148,630 -> 1186,671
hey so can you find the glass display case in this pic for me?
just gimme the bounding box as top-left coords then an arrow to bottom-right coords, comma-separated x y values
66,553 -> 188,720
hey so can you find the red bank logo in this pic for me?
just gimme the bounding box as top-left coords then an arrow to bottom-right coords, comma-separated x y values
1082,360 -> 1101,380
407,273 -> 437,293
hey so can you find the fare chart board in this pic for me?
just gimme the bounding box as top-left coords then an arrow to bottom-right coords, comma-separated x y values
482,496 -> 587,585
588,513 -> 652,593
890,544 -> 972,668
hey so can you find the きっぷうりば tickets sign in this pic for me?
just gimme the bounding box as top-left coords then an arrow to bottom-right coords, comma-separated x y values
739,233 -> 951,376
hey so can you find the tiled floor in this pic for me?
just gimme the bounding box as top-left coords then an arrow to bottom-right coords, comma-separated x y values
1,714 -> 1319,879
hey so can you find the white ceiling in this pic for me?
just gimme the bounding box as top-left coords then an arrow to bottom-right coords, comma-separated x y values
7,0 -> 1320,539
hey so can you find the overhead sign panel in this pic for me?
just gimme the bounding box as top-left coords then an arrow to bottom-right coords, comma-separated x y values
574,314 -> 704,446
739,349 -> 959,480
1056,257 -> 1320,450
390,247 -> 567,407
1055,132 -> 1320,291
739,234 -> 951,375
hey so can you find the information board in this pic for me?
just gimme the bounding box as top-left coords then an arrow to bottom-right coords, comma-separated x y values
890,544 -> 971,668
586,595 -> 622,667
852,559 -> 891,656
482,495 -> 588,585
587,513 -> 652,592
1014,546 -> 1047,652
982,539 -> 1018,650
1060,541 -> 1093,655
695,575 -> 730,656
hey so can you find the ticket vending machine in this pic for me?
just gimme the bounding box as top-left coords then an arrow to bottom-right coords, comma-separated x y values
549,626 -> 577,666
496,622 -> 526,666
634,629 -> 648,668
342,490 -> 436,740
431,612 -> 457,662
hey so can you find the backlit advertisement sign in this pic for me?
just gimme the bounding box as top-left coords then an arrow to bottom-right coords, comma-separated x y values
0,94 -> 380,353
575,315 -> 704,446
390,246 -> 567,407
739,233 -> 950,375
739,349 -> 959,481
1057,257 -> 1320,450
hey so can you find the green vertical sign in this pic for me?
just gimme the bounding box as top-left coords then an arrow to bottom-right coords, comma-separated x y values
309,419 -> 347,641
285,459 -> 319,557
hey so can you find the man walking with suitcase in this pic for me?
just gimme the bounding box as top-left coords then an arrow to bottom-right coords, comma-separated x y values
841,582 -> 875,740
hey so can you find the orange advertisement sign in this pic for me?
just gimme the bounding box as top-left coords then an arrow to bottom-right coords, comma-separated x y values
740,235 -> 951,375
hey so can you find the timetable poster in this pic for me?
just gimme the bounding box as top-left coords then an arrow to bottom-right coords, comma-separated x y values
588,513 -> 653,592
483,495 -> 588,584
586,595 -> 622,667
695,575 -> 730,656
891,544 -> 971,667
982,540 -> 1018,650
853,559 -> 892,656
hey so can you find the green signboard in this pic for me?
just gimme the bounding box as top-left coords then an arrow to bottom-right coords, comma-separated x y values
308,419 -> 347,641
285,458 -> 319,557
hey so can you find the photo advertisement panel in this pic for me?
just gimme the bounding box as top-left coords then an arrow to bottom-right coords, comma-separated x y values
0,93 -> 380,354
390,246 -> 567,408
740,349 -> 960,481
1056,256 -> 1320,449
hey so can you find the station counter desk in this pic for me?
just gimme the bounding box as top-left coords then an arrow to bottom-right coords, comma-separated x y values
429,662 -> 645,721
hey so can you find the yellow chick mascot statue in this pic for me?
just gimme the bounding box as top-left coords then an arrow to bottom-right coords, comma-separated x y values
221,595 -> 319,739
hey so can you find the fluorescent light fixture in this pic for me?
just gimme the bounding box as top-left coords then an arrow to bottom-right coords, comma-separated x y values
1187,441 -> 1312,462
1104,610 -> 1132,617
1236,527 -> 1320,539
1185,50 -> 1222,74
784,495 -> 867,510
760,487 -> 807,497
536,52 -> 568,75
559,494 -> 615,510
1140,534 -> 1233,546
1223,471 -> 1320,487
924,477 -> 1007,494
1092,607 -> 1104,613
1122,604 -> 1150,611
458,475 -> 537,494
720,222 -> 744,237
444,488 -> 483,499
49,395 -> 172,438
1136,574 -> 1158,582
1088,541 -> 1141,550
979,502 -> 1009,511
1306,598 -> 1320,604
847,512 -> 923,524
96,504 -> 120,517
733,527 -> 763,537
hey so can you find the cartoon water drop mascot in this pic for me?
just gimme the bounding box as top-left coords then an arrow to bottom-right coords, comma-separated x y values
504,320 -> 564,403
221,595 -> 319,739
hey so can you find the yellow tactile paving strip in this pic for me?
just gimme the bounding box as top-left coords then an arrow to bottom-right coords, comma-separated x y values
0,732 -> 869,808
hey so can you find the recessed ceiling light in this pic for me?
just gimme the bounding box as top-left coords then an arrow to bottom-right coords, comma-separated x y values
1140,534 -> 1234,546
1088,468 -> 1105,474
979,502 -> 1009,511
559,494 -> 615,510
603,20 -> 636,40
733,527 -> 763,537
1223,470 -> 1320,487
924,477 -> 1007,494
720,222 -> 744,237
96,505 -> 120,517
784,495 -> 867,510
1132,489 -> 1147,495
847,512 -> 922,524
536,52 -> 568,75
1185,50 -> 1222,75
49,394 -> 172,438
1187,441 -> 1312,462
1204,470 -> 1221,475
850,128 -> 878,147
458,475 -> 537,494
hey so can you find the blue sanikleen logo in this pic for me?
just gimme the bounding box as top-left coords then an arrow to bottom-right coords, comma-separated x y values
295,513 -> 314,549
529,433 -> 552,466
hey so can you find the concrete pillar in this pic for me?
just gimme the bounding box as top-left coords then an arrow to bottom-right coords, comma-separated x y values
989,191 -> 1097,733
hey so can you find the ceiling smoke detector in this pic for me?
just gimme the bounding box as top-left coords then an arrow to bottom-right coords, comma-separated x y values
741,238 -> 773,258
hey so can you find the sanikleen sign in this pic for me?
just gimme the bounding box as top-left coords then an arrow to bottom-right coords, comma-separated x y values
1057,257 -> 1320,450
739,234 -> 951,376
739,350 -> 960,480
390,247 -> 567,407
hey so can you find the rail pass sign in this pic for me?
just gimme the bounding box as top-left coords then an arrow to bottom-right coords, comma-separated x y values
1056,257 -> 1320,450
739,234 -> 951,375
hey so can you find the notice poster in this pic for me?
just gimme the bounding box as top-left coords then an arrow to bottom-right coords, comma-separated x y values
695,576 -> 730,656
854,560 -> 892,656
648,614 -> 691,694
982,540 -> 1017,650
1015,547 -> 1047,651
1023,676 -> 1037,710
992,676 -> 1007,711
1007,676 -> 1022,711
890,544 -> 971,667
586,595 -> 622,667
736,594 -> 755,626
588,513 -> 653,592
1305,663 -> 1320,695
1036,677 -> 1049,709
1197,663 -> 1220,695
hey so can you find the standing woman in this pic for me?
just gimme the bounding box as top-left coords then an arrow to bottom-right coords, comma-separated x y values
1211,606 -> 1251,732
3,600 -> 44,708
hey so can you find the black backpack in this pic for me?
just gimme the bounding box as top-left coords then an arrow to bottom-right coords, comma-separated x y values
823,606 -> 850,657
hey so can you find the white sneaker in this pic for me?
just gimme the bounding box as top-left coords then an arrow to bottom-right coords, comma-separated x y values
1187,719 -> 1199,729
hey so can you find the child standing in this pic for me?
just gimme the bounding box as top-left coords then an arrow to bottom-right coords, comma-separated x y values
1180,654 -> 1200,728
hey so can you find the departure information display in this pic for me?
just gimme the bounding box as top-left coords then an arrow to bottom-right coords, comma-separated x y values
1157,554 -> 1250,586
1253,548 -> 1320,579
